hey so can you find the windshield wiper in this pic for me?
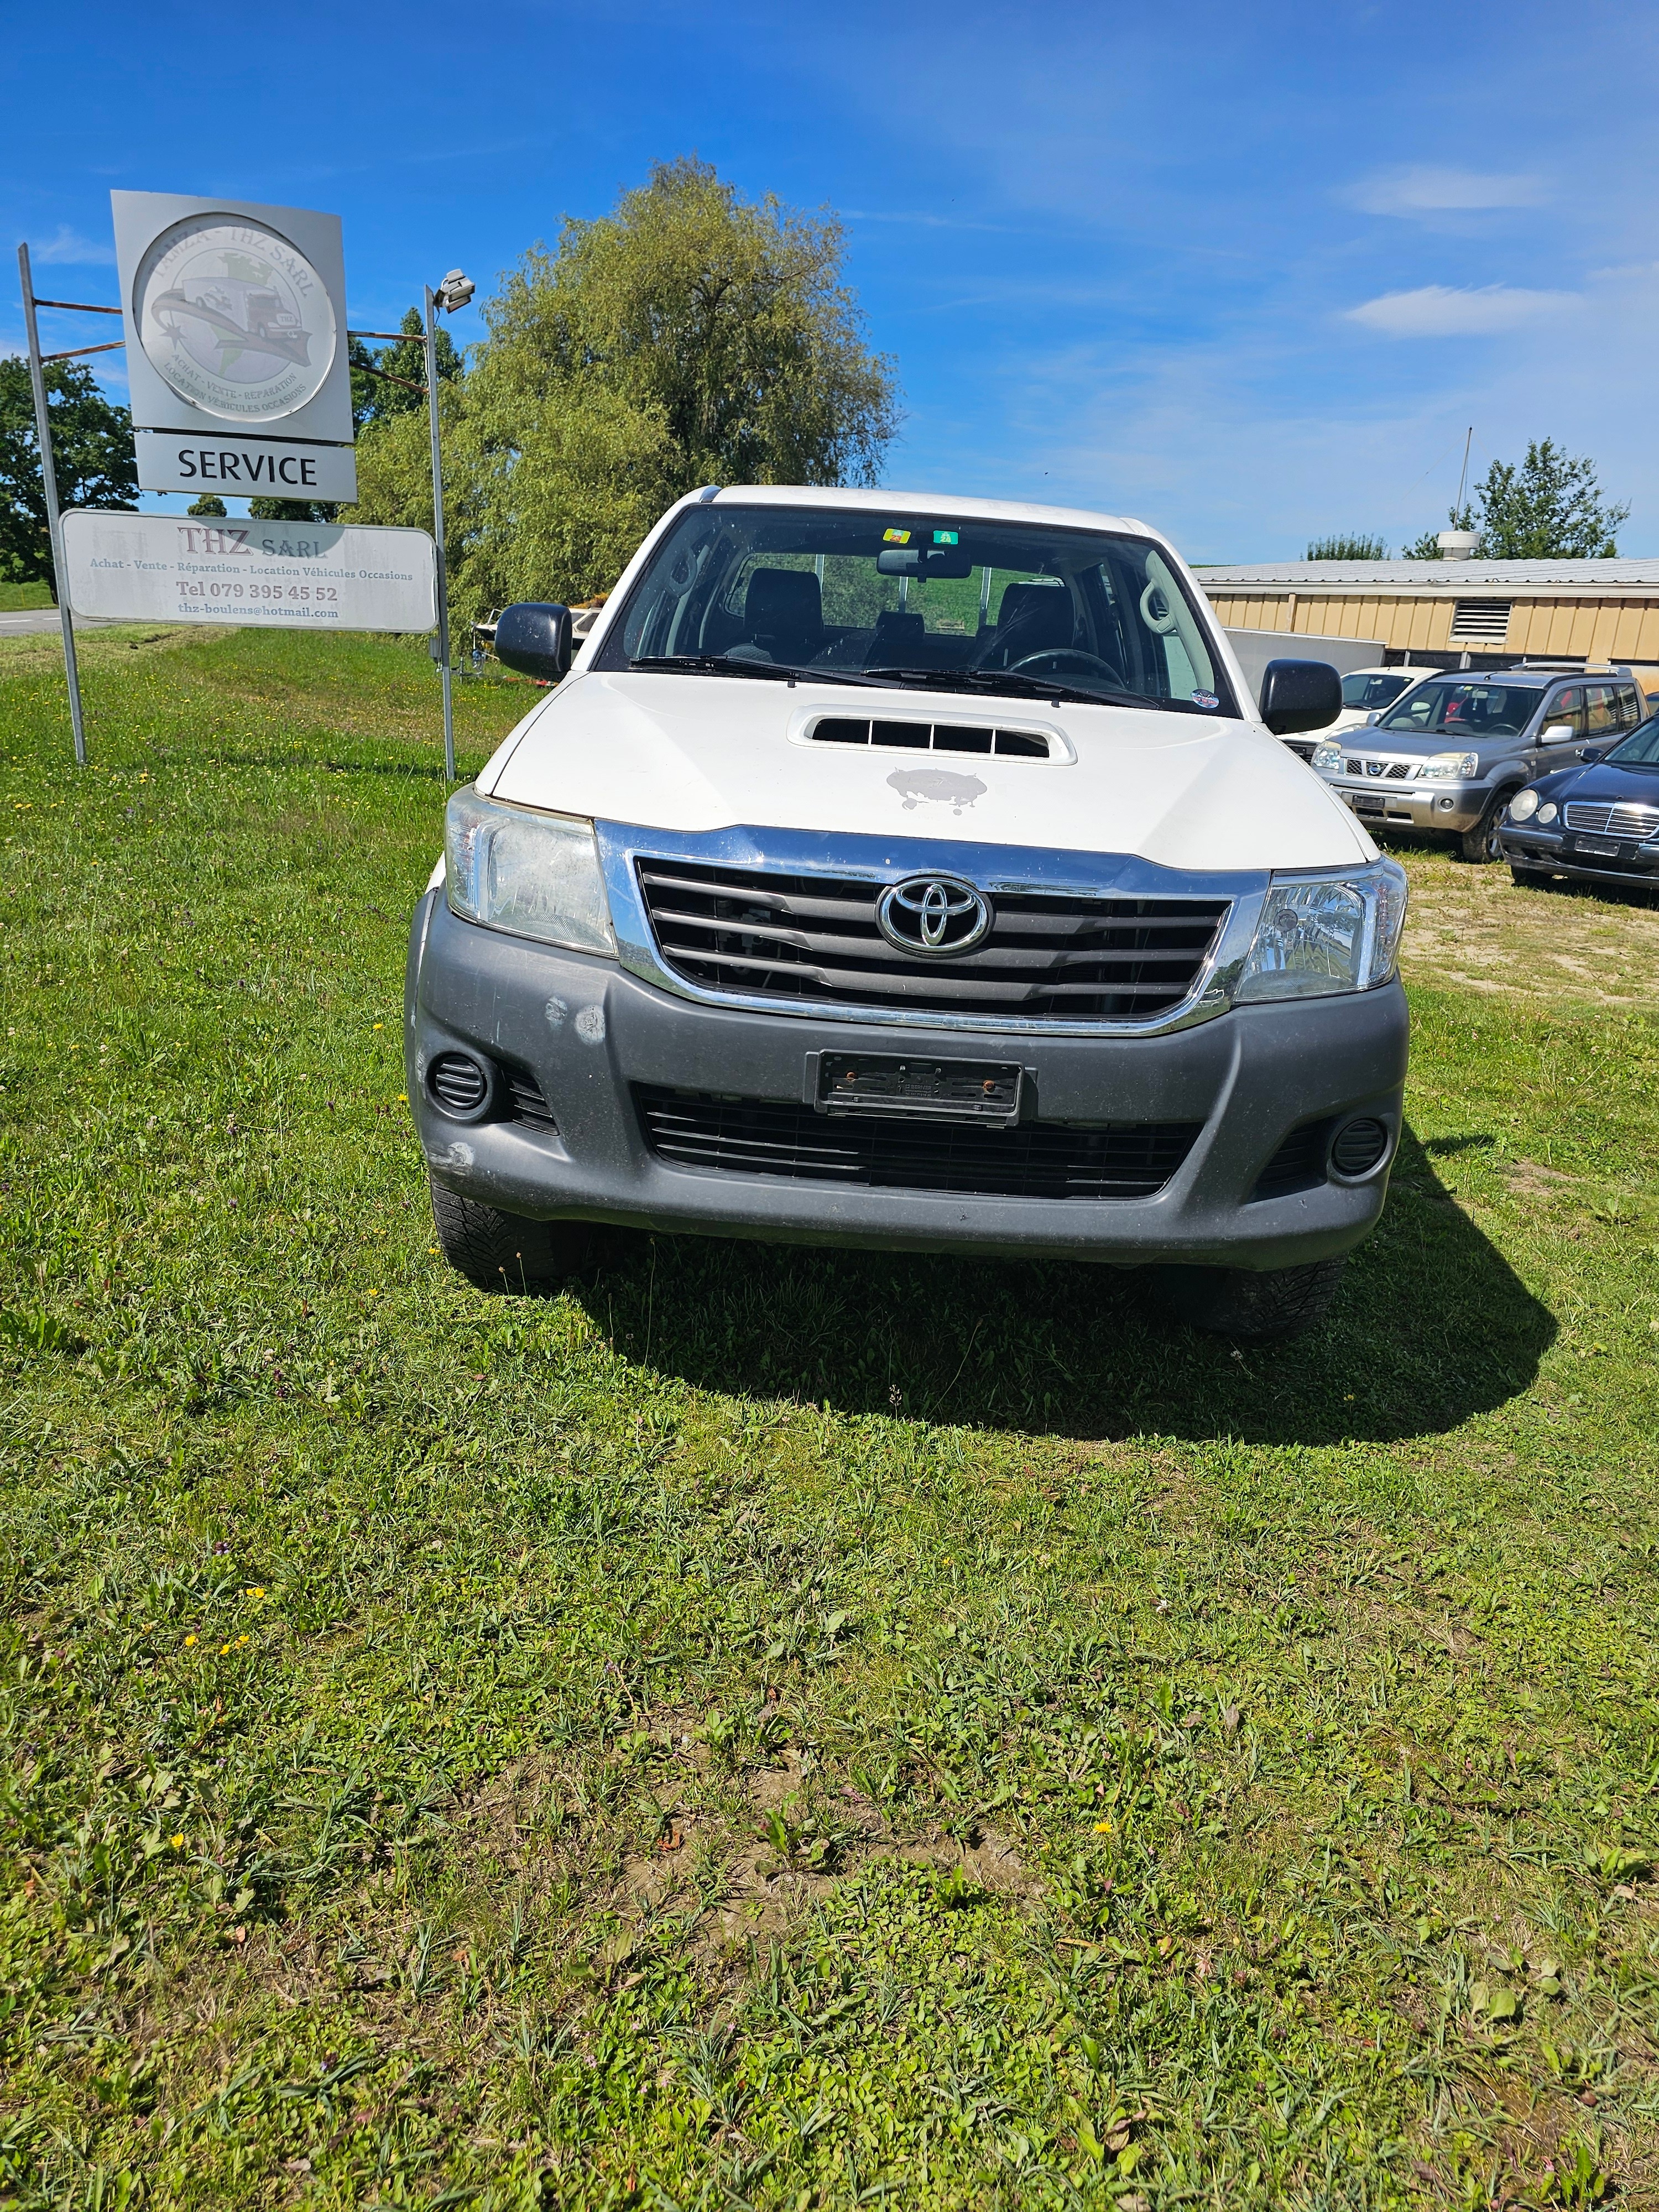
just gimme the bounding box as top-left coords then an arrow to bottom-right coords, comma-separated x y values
629,654 -> 878,688
860,666 -> 1181,711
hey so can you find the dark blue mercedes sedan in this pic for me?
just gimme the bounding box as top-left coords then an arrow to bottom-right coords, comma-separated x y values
1498,713 -> 1659,890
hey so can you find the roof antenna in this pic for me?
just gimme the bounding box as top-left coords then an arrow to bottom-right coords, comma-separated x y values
1454,426 -> 1473,521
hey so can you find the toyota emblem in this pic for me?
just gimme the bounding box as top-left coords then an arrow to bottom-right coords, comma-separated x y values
876,874 -> 992,956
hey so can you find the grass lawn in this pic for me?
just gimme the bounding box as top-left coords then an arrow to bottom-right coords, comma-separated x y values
0,582 -> 56,613
2,628 -> 1658,2211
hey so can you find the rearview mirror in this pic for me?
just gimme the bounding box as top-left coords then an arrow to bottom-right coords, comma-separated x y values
494,601 -> 573,681
1259,658 -> 1342,737
875,547 -> 975,579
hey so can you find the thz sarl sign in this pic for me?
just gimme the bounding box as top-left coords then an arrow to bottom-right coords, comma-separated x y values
112,190 -> 358,502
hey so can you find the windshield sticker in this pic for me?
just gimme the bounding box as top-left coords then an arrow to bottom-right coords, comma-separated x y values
882,528 -> 911,544
931,530 -> 959,545
1191,690 -> 1220,709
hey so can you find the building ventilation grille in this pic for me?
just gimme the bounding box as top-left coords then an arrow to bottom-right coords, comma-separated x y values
1449,599 -> 1514,642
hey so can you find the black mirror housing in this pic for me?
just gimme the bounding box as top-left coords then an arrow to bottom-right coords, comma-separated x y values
1259,658 -> 1342,737
494,602 -> 573,681
875,546 -> 975,580
1580,745 -> 1604,764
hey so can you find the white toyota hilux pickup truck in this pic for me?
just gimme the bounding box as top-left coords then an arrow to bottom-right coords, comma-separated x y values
406,487 -> 1408,1341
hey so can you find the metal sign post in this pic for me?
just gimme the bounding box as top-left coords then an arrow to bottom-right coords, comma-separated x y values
425,285 -> 455,782
17,242 -> 110,765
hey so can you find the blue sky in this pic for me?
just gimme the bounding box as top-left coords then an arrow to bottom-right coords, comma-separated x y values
6,0 -> 1659,558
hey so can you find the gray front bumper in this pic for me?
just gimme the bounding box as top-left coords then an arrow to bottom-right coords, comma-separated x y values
1323,776 -> 1488,832
406,893 -> 1409,1271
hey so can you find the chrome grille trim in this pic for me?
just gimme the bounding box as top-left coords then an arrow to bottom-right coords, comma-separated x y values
595,822 -> 1272,1037
1564,800 -> 1659,839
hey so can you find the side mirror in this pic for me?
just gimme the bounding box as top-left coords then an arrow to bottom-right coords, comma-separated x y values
494,601 -> 573,681
1580,745 -> 1604,764
1259,658 -> 1342,737
1540,722 -> 1577,745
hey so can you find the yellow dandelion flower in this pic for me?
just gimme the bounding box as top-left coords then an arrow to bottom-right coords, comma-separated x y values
251,1587 -> 265,1598
184,1634 -> 197,1647
373,1022 -> 384,1030
237,1635 -> 248,1646
170,1834 -> 184,1849
219,1643 -> 231,1656
1093,1819 -> 1113,1833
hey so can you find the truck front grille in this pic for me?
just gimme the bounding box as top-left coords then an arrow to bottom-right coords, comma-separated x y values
634,858 -> 1228,1023
635,1087 -> 1199,1199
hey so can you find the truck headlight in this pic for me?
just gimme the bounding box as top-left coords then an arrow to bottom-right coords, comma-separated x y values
1417,750 -> 1479,781
444,786 -> 615,956
1234,859 -> 1408,1001
1311,742 -> 1343,773
1508,787 -> 1540,821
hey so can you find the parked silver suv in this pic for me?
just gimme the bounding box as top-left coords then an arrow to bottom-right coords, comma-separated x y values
1311,668 -> 1646,861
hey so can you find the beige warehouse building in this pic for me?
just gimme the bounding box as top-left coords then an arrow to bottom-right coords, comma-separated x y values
1194,557 -> 1659,681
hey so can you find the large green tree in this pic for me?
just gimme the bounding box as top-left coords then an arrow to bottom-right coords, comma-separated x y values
1405,440 -> 1630,560
346,158 -> 899,617
0,357 -> 137,593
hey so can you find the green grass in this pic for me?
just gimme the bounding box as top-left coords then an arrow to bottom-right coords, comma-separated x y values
0,580 -> 56,612
2,628 -> 1657,2211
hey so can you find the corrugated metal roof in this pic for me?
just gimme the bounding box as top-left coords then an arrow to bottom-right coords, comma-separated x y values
1194,559 -> 1659,589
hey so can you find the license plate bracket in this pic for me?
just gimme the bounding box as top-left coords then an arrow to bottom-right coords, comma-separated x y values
807,1051 -> 1024,1124
1571,834 -> 1621,856
1349,791 -> 1385,816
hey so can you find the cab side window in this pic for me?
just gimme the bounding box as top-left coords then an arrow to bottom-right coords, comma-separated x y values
1542,686 -> 1584,740
1613,683 -> 1642,730
1584,684 -> 1618,737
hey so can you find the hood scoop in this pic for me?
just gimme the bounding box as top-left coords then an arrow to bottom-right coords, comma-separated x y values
809,713 -> 1057,760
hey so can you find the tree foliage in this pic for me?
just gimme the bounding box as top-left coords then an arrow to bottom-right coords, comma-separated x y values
1306,533 -> 1388,561
345,158 -> 899,618
0,357 -> 137,593
349,306 -> 459,432
1404,440 -> 1629,560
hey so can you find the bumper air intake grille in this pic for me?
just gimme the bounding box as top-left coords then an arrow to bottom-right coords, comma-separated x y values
1250,1119 -> 1333,1202
428,1051 -> 489,1116
1564,800 -> 1659,840
635,858 -> 1229,1025
810,716 -> 1052,759
1331,1117 -> 1390,1176
504,1067 -> 557,1131
635,1087 -> 1199,1200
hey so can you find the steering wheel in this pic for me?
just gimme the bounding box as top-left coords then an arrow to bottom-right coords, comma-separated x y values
1009,648 -> 1128,687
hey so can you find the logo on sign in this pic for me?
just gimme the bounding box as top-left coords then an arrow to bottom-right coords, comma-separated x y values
134,216 -> 336,424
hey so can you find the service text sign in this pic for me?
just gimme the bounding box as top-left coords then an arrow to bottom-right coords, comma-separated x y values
112,190 -> 356,501
62,512 -> 436,633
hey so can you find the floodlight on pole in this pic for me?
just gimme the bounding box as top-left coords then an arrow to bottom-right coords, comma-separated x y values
425,268 -> 472,782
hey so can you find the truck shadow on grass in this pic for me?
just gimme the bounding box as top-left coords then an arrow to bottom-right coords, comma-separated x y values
581,1125 -> 1555,1447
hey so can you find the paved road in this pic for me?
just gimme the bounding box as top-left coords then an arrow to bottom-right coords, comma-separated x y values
0,609 -> 121,636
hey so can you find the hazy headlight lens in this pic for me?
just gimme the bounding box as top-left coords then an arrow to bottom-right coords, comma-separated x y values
1235,859 -> 1408,1002
1311,741 -> 1343,773
1418,750 -> 1479,781
1536,802 -> 1558,825
1508,787 -> 1540,821
445,787 -> 615,955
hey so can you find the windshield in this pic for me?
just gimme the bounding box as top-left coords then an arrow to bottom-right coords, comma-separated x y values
1340,671 -> 1414,711
593,503 -> 1236,714
1378,678 -> 1540,739
1608,716 -> 1659,767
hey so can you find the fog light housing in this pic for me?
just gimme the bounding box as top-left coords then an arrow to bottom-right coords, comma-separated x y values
427,1049 -> 494,1121
1436,796 -> 1455,811
1330,1116 -> 1390,1178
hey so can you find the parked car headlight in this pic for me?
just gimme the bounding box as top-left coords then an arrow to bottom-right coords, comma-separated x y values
1311,742 -> 1343,773
1536,802 -> 1557,825
1234,859 -> 1408,1001
1417,750 -> 1479,781
1508,787 -> 1540,821
444,786 -> 615,955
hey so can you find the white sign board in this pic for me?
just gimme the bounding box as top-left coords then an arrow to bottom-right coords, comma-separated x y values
112,190 -> 357,501
61,512 -> 436,633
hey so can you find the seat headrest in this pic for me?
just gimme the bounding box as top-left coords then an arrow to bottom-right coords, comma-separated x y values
744,567 -> 823,631
873,608 -> 925,639
995,581 -> 1073,648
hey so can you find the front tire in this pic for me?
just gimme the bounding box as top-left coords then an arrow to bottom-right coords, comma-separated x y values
1459,795 -> 1509,864
1155,1256 -> 1347,1343
429,1177 -> 589,1293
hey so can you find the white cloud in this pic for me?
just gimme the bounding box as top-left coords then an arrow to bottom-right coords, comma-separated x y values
1345,166 -> 1548,216
29,225 -> 116,267
1345,284 -> 1579,337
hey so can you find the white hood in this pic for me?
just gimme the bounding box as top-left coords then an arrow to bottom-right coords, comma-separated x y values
478,670 -> 1375,873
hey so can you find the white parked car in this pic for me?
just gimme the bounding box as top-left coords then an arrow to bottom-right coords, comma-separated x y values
1323,665 -> 1443,738
408,487 -> 1408,1342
